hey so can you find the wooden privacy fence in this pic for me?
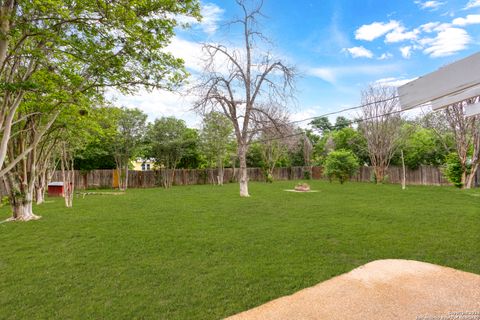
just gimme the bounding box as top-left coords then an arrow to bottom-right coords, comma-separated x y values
351,166 -> 451,186
47,165 -> 464,190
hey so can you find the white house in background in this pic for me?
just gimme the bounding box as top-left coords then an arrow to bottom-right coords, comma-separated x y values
131,158 -> 156,171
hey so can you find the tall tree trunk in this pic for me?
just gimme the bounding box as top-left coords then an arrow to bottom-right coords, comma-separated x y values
217,158 -> 224,186
401,150 -> 406,190
34,165 -> 48,204
231,155 -> 237,183
465,163 -> 479,189
9,194 -> 36,221
123,162 -> 129,191
238,144 -> 249,197
3,172 -> 40,221
461,165 -> 468,189
34,163 -> 46,205
35,186 -> 44,205
374,165 -> 385,184
61,144 -> 75,208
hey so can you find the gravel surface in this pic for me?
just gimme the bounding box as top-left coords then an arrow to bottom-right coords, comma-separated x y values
226,259 -> 480,320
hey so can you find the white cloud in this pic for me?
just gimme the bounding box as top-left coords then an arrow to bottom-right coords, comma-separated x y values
465,0 -> 480,9
415,1 -> 445,10
291,108 -> 319,129
200,3 -> 224,35
307,64 -> 401,84
375,77 -> 418,87
422,27 -> 471,57
420,22 -> 441,32
452,14 -> 480,26
385,26 -> 419,43
400,46 -> 413,58
309,68 -> 337,83
176,2 -> 224,36
378,52 -> 393,60
109,89 -> 201,127
357,12 -> 476,59
343,46 -> 374,58
355,20 -> 400,41
166,37 -> 204,73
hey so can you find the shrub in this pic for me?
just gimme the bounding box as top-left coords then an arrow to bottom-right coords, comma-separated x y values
265,172 -> 273,183
324,149 -> 359,184
443,153 -> 464,188
303,169 -> 311,180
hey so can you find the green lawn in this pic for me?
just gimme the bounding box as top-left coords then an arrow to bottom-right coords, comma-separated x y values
0,181 -> 479,319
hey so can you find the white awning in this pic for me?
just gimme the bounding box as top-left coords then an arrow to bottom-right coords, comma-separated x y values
398,52 -> 480,111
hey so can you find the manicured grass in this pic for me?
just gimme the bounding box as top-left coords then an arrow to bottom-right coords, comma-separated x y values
0,181 -> 479,319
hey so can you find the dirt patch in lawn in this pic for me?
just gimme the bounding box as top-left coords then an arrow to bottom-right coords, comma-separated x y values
226,259 -> 480,320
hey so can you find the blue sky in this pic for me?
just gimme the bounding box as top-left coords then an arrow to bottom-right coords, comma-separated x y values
115,0 -> 480,127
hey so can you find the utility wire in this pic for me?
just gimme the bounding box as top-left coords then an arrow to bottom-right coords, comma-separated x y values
289,95 -> 400,125
251,107 -> 409,145
246,95 -> 400,135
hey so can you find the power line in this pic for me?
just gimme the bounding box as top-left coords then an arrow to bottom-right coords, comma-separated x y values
246,95 -> 400,135
251,106 -> 412,145
289,95 -> 400,125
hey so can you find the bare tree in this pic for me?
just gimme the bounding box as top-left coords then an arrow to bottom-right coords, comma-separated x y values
359,85 -> 402,183
444,97 -> 480,189
257,108 -> 298,181
194,0 -> 295,197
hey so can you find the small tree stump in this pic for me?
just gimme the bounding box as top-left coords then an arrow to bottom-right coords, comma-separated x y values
294,183 -> 311,192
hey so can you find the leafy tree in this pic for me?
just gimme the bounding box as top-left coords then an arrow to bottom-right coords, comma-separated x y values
400,124 -> 451,169
147,117 -> 195,188
314,127 -> 369,166
75,107 -> 119,171
177,128 -> 206,169
310,116 -> 332,134
324,150 -> 359,184
246,142 -> 264,168
0,0 -> 200,179
334,116 -> 350,130
443,152 -> 464,188
200,112 -> 235,185
112,108 -> 147,191
0,0 -> 200,221
75,142 -> 117,171
443,102 -> 480,189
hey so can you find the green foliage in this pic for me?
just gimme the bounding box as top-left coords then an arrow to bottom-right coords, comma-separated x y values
146,117 -> 195,169
303,169 -> 311,180
199,112 -> 235,168
265,172 -> 274,183
246,143 -> 265,168
112,107 -> 147,165
74,106 -> 121,171
177,128 -> 206,169
324,150 -> 359,184
443,153 -> 464,188
0,196 -> 9,208
395,124 -> 452,169
315,127 -> 369,166
309,116 -> 332,134
334,116 -> 350,130
74,142 -> 117,171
